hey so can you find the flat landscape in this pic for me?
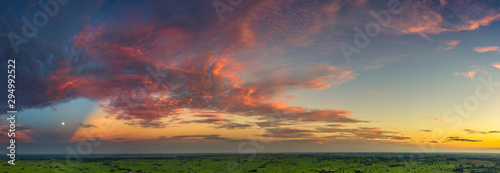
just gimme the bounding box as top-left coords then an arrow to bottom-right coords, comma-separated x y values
1,153 -> 500,172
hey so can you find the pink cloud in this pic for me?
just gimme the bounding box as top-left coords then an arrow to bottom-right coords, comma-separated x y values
474,46 -> 500,53
439,0 -> 447,6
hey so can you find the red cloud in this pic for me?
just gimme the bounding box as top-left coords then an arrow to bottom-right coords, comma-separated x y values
40,17 -> 361,128
18,0 -> 383,128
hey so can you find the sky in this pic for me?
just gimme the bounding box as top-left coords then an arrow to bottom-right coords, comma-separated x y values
0,0 -> 500,154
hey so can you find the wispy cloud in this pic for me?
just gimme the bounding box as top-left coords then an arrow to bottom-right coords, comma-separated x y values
259,126 -> 411,142
437,40 -> 460,51
389,1 -> 500,40
444,136 -> 482,142
464,129 -> 500,134
261,128 -> 316,138
464,129 -> 488,134
418,115 -> 442,122
159,135 -> 230,141
180,115 -> 230,124
79,123 -> 96,128
474,46 -> 500,53
0,125 -> 35,143
216,122 -> 252,130
431,118 -> 443,122
454,66 -> 487,80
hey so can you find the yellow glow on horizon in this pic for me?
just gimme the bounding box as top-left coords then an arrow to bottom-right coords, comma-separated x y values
70,106 -> 264,142
68,101 -> 500,152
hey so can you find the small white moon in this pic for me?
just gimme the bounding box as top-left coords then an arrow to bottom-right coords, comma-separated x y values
62,122 -> 65,126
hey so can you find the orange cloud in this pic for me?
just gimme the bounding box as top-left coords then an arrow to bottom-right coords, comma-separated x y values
492,63 -> 500,69
454,71 -> 478,79
454,66 -> 487,80
432,118 -> 443,122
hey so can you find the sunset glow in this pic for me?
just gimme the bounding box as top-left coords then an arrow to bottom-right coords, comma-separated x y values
1,0 -> 500,155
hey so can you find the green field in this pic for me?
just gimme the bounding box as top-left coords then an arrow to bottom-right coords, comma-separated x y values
1,153 -> 499,172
